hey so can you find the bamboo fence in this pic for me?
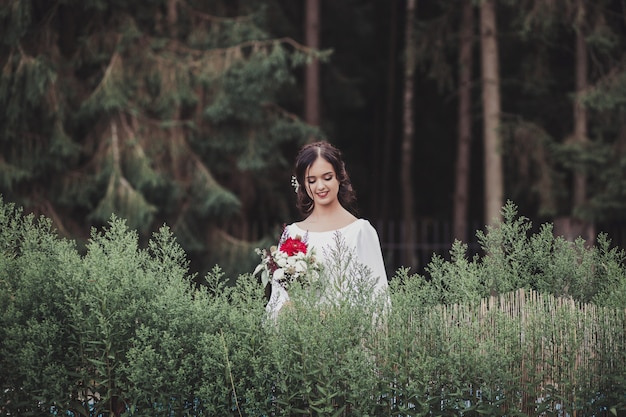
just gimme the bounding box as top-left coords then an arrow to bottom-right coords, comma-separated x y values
394,289 -> 626,416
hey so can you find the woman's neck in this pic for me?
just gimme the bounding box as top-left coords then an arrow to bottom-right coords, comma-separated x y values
300,204 -> 357,232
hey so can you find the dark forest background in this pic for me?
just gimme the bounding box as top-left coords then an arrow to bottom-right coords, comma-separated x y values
3,0 -> 626,279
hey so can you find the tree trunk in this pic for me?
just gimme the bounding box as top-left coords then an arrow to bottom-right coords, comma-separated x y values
573,16 -> 587,209
453,0 -> 474,243
479,0 -> 503,226
401,0 -> 417,269
571,0 -> 595,243
381,0 -> 399,222
305,0 -> 320,127
167,0 -> 178,37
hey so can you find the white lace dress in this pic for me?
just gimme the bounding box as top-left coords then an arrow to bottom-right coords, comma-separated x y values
266,219 -> 388,318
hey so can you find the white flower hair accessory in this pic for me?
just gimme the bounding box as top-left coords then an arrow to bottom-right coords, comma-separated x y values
290,175 -> 299,193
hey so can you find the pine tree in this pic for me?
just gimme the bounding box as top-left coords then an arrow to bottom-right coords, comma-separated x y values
0,1 -> 326,276
504,0 -> 626,230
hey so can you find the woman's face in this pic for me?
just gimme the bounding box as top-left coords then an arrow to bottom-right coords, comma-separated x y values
304,156 -> 340,209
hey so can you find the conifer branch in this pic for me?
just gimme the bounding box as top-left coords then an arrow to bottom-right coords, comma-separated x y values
215,228 -> 256,249
164,37 -> 317,59
37,197 -> 71,237
85,49 -> 123,105
180,2 -> 252,23
111,121 -> 121,173
262,102 -> 302,121
583,59 -> 626,96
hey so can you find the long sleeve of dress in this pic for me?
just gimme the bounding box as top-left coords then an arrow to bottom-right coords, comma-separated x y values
355,220 -> 389,298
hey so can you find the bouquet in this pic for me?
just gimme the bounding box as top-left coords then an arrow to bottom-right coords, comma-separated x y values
254,231 -> 322,290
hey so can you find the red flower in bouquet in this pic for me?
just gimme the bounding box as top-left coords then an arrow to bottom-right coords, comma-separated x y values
254,230 -> 321,290
279,237 -> 308,256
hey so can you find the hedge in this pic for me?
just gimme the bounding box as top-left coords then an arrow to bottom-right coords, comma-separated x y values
1,197 -> 626,417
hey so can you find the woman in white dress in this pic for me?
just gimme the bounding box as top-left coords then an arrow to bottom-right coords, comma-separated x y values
266,141 -> 389,318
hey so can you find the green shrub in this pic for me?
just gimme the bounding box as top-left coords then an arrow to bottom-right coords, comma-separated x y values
2,196 -> 626,417
424,200 -> 626,308
0,198 -> 84,415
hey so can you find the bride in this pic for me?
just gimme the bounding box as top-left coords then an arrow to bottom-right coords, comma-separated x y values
265,141 -> 389,318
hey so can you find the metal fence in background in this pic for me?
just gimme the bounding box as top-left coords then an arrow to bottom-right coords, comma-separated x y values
375,219 -> 483,276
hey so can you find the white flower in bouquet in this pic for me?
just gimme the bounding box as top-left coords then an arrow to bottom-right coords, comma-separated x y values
254,233 -> 322,290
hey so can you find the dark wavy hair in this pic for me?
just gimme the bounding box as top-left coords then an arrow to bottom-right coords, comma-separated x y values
293,141 -> 358,216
